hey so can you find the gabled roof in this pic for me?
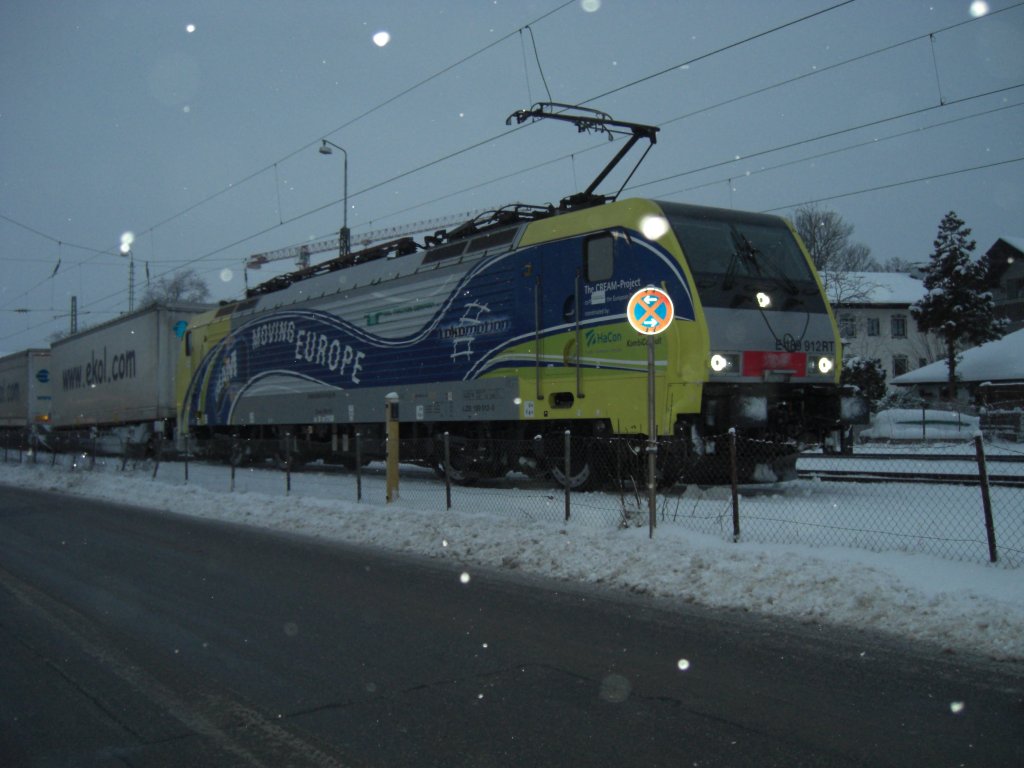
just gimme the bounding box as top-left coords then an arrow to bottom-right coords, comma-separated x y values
989,236 -> 1024,255
892,328 -> 1024,385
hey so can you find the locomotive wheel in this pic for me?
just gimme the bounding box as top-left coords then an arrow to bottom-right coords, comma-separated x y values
434,456 -> 480,485
548,440 -> 599,491
549,459 -> 595,490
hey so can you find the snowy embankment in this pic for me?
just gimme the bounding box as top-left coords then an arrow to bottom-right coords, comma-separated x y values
1,458 -> 1021,661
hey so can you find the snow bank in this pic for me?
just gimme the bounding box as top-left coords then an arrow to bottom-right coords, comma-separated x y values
860,408 -> 979,440
1,459 -> 1021,661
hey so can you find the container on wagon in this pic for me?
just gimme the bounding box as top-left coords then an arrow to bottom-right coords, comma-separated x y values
49,303 -> 210,440
0,348 -> 52,431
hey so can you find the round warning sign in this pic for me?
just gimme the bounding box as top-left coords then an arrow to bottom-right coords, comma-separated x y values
627,287 -> 675,335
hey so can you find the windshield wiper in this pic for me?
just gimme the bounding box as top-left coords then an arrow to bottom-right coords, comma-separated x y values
729,227 -> 799,296
722,227 -> 758,291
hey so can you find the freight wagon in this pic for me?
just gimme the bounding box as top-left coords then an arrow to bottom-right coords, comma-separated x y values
0,349 -> 52,447
50,302 -> 210,453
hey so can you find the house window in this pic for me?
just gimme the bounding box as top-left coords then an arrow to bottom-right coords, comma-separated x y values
866,317 -> 880,337
891,314 -> 907,339
893,354 -> 909,377
839,314 -> 857,338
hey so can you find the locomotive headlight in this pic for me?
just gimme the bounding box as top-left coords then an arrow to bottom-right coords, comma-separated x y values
640,214 -> 670,240
811,355 -> 834,374
710,352 -> 740,374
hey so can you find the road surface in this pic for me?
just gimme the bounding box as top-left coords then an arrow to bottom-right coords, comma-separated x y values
0,484 -> 1021,766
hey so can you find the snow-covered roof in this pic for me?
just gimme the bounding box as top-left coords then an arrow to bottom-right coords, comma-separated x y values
993,236 -> 1024,254
892,328 -> 1024,385
824,272 -> 925,306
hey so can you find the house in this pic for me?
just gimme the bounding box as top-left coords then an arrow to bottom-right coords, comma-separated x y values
890,328 -> 1024,401
823,271 -> 939,381
890,329 -> 1024,439
984,237 -> 1024,331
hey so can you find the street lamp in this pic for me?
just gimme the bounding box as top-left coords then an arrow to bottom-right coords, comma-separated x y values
119,231 -> 135,312
318,139 -> 350,258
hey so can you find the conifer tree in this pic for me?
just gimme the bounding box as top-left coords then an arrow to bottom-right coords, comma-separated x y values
910,212 -> 1006,399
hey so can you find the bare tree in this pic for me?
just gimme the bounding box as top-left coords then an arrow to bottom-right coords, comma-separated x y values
139,269 -> 211,307
879,255 -> 917,273
793,204 -> 877,272
794,203 -> 878,307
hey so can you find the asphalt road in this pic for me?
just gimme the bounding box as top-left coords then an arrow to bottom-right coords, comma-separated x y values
0,483 -> 1021,767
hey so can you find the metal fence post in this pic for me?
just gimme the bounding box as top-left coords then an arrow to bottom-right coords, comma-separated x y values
564,429 -> 571,522
355,432 -> 362,502
385,393 -> 400,504
152,437 -> 162,479
974,434 -> 998,563
285,431 -> 292,495
729,428 -> 741,542
444,431 -> 452,510
184,433 -> 189,484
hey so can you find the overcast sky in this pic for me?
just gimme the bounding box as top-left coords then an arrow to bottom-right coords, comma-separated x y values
1,0 -> 1021,355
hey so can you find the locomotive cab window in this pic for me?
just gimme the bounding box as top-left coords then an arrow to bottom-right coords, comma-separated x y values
585,235 -> 614,282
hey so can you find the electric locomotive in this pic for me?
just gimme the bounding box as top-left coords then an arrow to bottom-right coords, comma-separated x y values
177,105 -> 866,486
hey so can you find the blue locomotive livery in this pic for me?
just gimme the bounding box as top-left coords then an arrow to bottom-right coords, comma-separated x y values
177,191 -> 863,486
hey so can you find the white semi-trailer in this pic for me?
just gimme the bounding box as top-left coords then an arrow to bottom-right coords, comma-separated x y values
0,349 -> 52,442
49,303 -> 209,451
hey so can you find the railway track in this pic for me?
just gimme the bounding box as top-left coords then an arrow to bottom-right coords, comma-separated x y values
795,450 -> 1024,487
796,467 -> 1024,488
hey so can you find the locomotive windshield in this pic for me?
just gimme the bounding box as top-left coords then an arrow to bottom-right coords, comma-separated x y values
659,202 -> 826,311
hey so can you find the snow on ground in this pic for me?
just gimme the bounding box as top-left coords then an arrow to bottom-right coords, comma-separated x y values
1,456 -> 1021,661
858,408 -> 979,441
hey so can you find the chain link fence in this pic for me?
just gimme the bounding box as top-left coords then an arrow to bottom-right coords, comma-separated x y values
3,426 -> 1021,568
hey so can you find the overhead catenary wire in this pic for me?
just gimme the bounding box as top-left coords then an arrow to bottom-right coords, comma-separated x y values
762,155 -> 1024,214
0,0 -> 943,282
2,1 -> 1019,344
648,100 -> 1024,201
0,0 -> 578,326
84,0 -> 579,270
630,84 -> 1024,194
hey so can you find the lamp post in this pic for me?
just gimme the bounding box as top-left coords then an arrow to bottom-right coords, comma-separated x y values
119,232 -> 135,312
318,139 -> 350,259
